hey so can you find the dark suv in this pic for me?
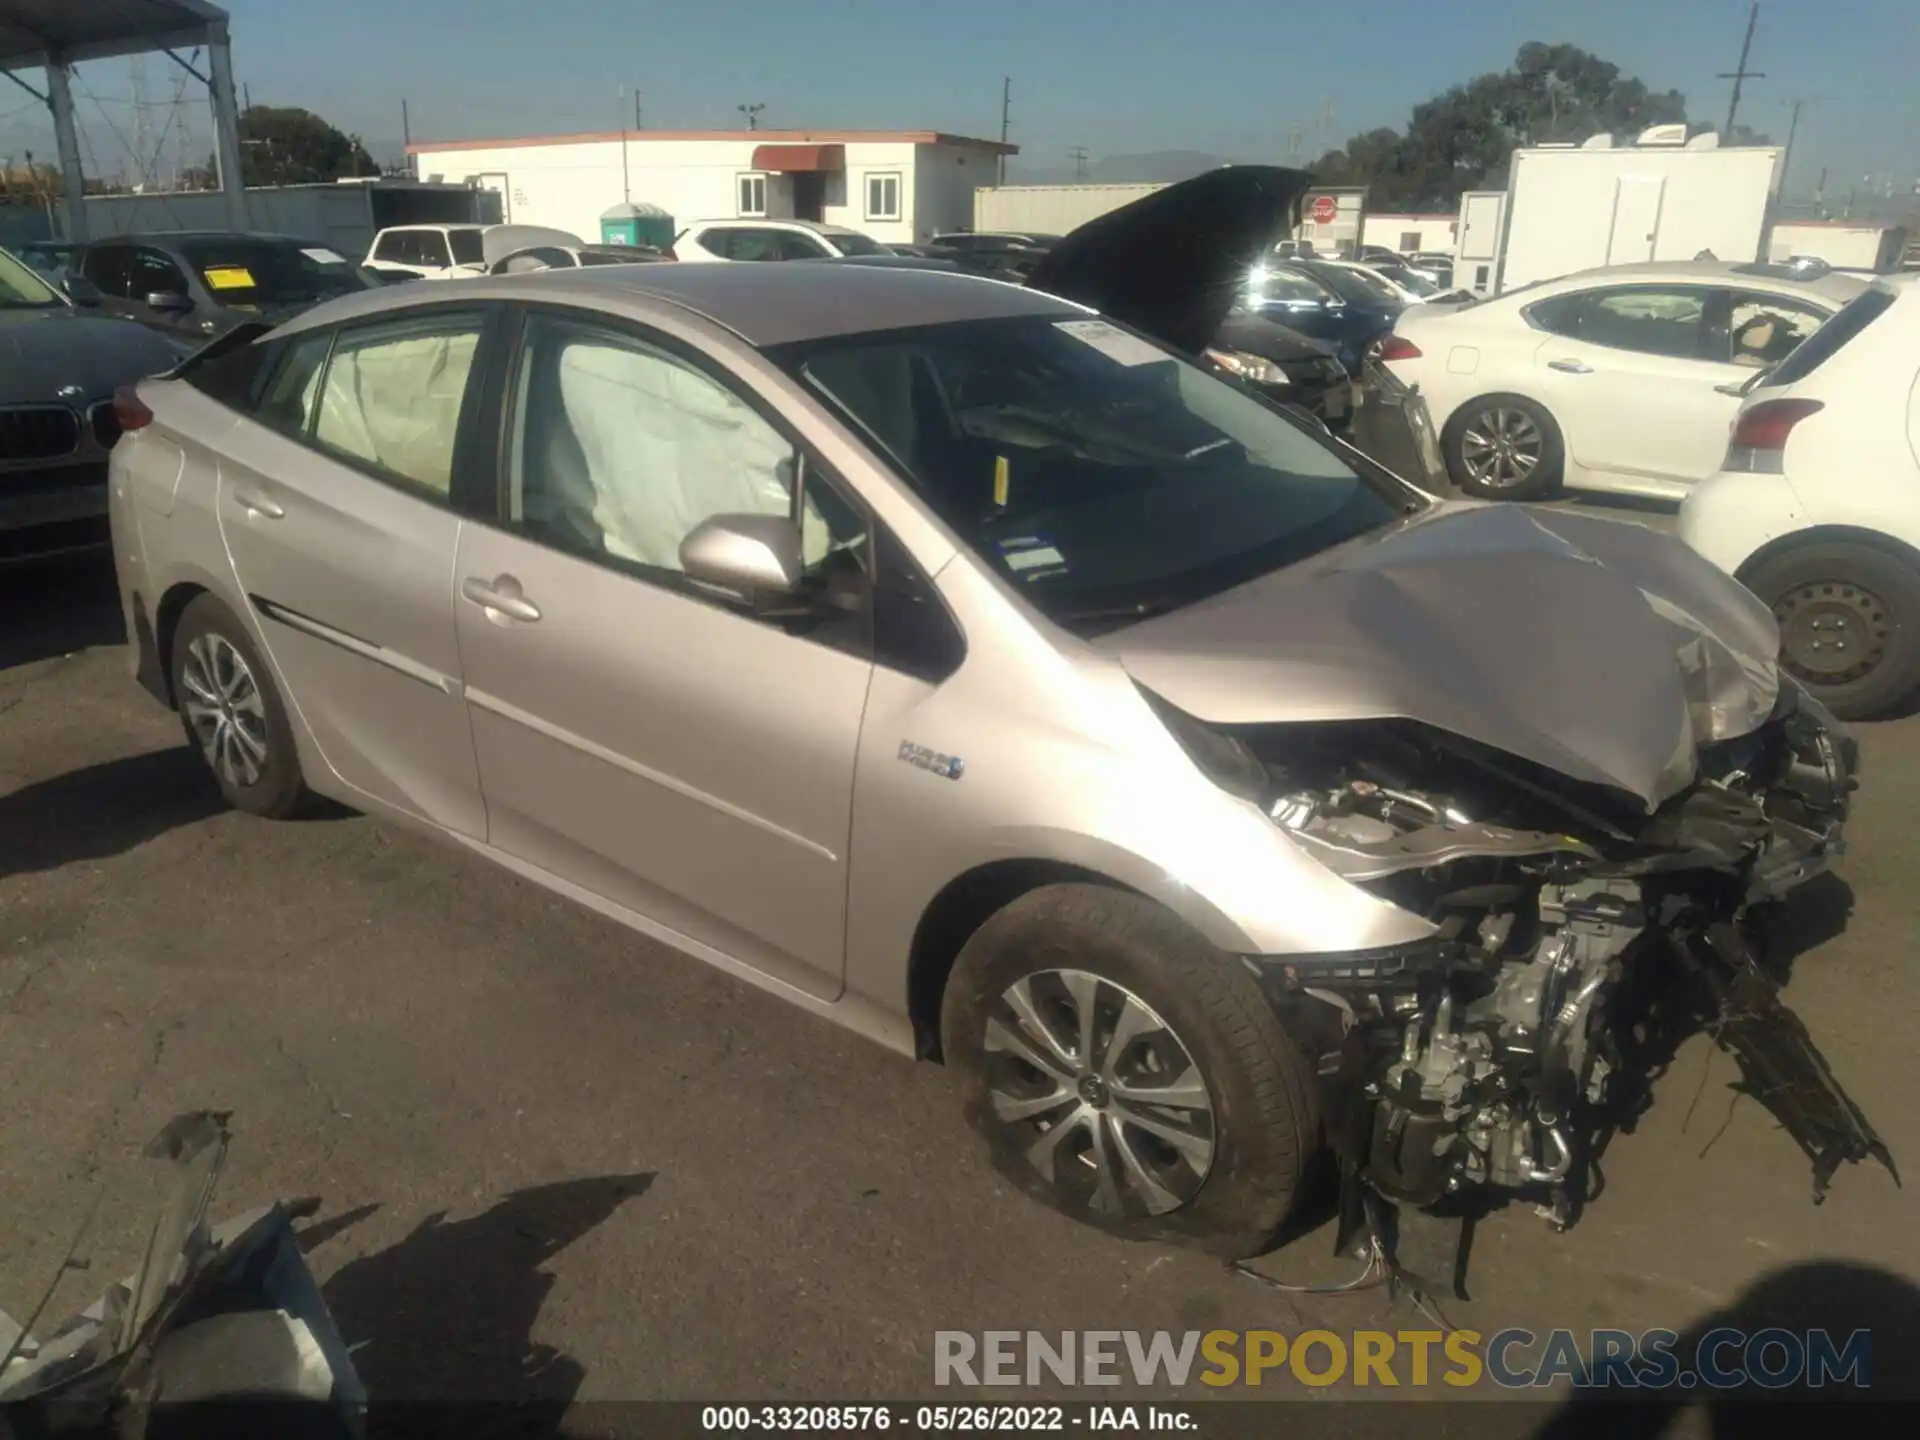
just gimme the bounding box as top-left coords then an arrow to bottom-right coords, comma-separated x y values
74,232 -> 375,341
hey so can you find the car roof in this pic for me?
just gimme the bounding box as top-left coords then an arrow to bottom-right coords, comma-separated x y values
267,259 -> 1084,348
91,231 -> 312,245
1527,260 -> 1871,306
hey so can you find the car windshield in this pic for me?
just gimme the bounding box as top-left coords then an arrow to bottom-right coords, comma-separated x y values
0,247 -> 64,308
829,232 -> 888,257
449,230 -> 486,265
775,315 -> 1417,633
176,238 -> 372,309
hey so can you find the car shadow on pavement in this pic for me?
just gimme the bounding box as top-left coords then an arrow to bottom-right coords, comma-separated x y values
1533,1260 -> 1920,1438
0,746 -> 226,881
316,1174 -> 655,1430
0,552 -> 125,672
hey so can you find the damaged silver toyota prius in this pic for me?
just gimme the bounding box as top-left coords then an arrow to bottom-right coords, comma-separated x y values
109,167 -> 1892,1261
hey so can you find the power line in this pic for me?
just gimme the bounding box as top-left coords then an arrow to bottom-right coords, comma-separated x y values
1068,145 -> 1089,182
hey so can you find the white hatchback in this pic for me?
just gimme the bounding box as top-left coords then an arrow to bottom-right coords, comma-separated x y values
1382,261 -> 1868,502
1679,276 -> 1920,720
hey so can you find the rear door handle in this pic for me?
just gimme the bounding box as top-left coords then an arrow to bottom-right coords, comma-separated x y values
232,489 -> 284,519
461,575 -> 542,623
1547,358 -> 1593,374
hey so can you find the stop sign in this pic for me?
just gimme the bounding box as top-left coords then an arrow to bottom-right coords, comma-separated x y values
1310,194 -> 1338,225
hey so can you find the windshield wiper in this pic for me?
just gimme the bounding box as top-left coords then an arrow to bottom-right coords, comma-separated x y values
1054,596 -> 1187,628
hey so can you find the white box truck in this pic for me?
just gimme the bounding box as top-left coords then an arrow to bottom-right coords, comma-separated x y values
971,183 -> 1167,235
1496,132 -> 1784,292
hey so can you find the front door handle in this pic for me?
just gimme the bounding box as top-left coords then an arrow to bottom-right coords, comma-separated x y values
232,489 -> 284,519
1548,358 -> 1593,374
461,575 -> 542,623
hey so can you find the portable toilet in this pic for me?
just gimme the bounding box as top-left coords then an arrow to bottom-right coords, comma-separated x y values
600,201 -> 674,249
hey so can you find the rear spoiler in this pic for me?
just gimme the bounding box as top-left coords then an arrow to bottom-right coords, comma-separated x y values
155,319 -> 277,382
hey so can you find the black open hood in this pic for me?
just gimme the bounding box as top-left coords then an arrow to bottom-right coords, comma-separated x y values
1024,166 -> 1311,356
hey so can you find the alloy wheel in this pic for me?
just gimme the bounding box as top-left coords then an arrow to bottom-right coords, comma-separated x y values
1459,407 -> 1544,488
982,968 -> 1216,1218
180,633 -> 271,788
1774,580 -> 1890,686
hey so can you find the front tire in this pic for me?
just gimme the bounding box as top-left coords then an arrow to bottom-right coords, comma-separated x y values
170,594 -> 309,817
1444,394 -> 1563,501
1743,540 -> 1920,721
941,884 -> 1319,1258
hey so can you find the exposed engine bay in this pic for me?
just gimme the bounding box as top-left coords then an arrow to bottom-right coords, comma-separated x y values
1225,683 -> 1897,1231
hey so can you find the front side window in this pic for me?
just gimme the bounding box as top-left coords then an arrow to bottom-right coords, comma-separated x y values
129,250 -> 189,300
1260,268 -> 1337,305
776,230 -> 831,260
828,231 -> 885,257
1726,292 -> 1830,368
507,313 -> 864,583
311,313 -> 483,497
737,173 -> 768,217
373,231 -> 413,263
864,173 -> 902,222
777,315 -> 1414,633
446,230 -> 484,266
720,228 -> 782,262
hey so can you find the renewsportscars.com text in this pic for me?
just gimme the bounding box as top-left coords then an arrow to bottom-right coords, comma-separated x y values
933,1327 -> 1873,1390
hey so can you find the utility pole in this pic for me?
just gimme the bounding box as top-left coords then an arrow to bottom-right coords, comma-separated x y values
619,87 -> 631,204
997,76 -> 1010,186
1779,97 -> 1803,193
1068,146 -> 1089,183
737,102 -> 765,131
1718,1 -> 1765,138
634,88 -> 642,131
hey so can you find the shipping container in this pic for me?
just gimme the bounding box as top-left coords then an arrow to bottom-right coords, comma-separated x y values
1768,220 -> 1911,272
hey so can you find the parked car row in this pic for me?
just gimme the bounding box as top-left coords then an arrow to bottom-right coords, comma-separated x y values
1373,255 -> 1920,718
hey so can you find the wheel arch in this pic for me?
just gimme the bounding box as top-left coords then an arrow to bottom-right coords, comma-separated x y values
1733,524 -> 1920,588
1439,388 -> 1563,447
151,579 -> 214,709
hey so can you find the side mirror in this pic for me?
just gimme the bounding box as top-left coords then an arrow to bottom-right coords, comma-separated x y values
64,276 -> 103,306
679,514 -> 804,597
147,291 -> 194,313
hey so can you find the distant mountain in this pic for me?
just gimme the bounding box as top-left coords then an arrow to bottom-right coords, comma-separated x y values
1003,150 -> 1237,187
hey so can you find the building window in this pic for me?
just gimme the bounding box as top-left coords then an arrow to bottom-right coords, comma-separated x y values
864,172 -> 902,222
1399,231 -> 1421,252
737,173 -> 767,218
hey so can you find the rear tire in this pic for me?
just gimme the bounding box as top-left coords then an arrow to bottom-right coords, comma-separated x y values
170,594 -> 310,818
941,884 -> 1319,1259
1743,540 -> 1920,721
1443,394 -> 1563,501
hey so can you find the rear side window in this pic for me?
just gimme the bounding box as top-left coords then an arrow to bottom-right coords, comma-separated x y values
1763,286 -> 1897,388
255,331 -> 335,434
184,337 -> 281,411
311,313 -> 484,498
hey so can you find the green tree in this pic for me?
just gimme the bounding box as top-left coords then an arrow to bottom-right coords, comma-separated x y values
1312,43 -> 1690,209
209,105 -> 375,186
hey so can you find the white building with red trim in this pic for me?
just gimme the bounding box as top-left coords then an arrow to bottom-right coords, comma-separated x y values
404,129 -> 1018,247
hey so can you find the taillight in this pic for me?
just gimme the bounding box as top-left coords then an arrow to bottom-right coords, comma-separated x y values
1375,334 -> 1423,362
112,386 -> 154,433
1724,397 -> 1823,474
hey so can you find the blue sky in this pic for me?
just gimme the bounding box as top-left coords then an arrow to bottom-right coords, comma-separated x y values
5,0 -> 1914,198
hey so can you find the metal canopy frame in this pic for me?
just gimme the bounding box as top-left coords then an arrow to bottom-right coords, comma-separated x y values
0,1 -> 244,241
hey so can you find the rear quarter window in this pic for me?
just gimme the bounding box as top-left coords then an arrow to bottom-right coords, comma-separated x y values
1763,285 -> 1899,388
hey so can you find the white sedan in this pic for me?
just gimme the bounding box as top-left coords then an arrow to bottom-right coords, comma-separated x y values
1380,261 -> 1868,501
1679,275 -> 1920,720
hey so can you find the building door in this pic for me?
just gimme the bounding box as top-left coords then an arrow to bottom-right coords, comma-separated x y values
475,171 -> 511,222
793,172 -> 826,223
